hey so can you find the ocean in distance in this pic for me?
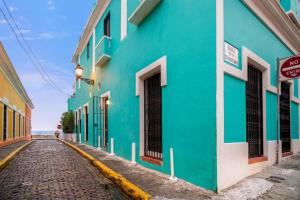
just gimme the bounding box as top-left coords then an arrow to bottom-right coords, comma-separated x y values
32,130 -> 56,135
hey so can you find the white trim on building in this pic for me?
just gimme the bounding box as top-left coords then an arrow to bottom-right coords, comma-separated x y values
121,0 -> 127,40
216,0 -> 225,193
136,56 -> 167,158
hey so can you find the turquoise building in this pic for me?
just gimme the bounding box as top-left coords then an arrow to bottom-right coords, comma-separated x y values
68,0 -> 300,192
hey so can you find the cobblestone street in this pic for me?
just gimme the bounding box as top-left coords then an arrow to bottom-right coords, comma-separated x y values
0,140 -> 129,200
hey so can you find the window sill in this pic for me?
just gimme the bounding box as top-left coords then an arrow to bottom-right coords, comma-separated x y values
248,156 -> 268,165
282,152 -> 293,157
140,156 -> 162,166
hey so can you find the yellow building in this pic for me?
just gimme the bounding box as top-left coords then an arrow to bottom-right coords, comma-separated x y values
0,42 -> 33,147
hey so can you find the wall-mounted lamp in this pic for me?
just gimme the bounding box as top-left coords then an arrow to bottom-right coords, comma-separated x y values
75,64 -> 94,85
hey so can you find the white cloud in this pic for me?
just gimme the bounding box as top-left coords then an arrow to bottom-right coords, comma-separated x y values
48,0 -> 54,5
9,6 -> 17,12
19,29 -> 31,34
0,19 -> 7,24
24,32 -> 67,40
48,0 -> 55,10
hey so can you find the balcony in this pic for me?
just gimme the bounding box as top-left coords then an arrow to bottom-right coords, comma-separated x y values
128,0 -> 161,26
95,36 -> 111,67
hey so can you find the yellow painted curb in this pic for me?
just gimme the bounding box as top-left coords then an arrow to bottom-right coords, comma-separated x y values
58,139 -> 151,200
0,140 -> 33,171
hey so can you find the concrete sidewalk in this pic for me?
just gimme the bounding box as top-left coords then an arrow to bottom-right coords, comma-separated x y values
71,141 -> 300,200
70,142 -> 215,200
0,140 -> 29,160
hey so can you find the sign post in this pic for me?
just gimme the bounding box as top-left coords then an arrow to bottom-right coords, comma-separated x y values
277,55 -> 300,164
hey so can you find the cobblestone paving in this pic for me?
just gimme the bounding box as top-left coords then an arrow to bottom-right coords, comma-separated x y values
0,140 -> 129,200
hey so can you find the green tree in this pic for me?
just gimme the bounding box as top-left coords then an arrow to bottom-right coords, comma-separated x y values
61,111 -> 75,133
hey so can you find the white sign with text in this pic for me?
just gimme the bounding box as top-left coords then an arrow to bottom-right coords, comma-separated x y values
224,42 -> 239,66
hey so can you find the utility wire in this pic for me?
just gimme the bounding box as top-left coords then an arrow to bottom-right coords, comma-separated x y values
0,1 -> 70,96
1,0 -> 66,95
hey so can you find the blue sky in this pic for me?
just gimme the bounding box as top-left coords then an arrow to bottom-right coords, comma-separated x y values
0,0 -> 95,130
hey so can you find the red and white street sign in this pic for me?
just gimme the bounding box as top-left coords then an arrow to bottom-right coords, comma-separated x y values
280,55 -> 300,80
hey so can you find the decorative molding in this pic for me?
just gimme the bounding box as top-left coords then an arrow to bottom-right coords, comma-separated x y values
136,56 -> 167,96
100,91 -> 111,109
128,0 -> 161,26
287,10 -> 300,30
72,0 -> 111,63
224,47 -> 278,94
100,91 -> 111,98
136,55 -> 167,158
242,0 -> 300,54
0,43 -> 33,108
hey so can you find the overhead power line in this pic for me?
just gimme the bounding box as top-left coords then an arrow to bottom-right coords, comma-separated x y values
0,1 -> 70,96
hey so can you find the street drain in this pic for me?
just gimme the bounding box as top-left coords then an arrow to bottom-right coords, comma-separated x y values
266,176 -> 285,183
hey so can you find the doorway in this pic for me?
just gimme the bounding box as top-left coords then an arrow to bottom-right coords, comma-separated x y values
103,97 -> 109,148
144,73 -> 162,160
280,82 -> 291,153
3,105 -> 7,141
246,65 -> 264,158
84,106 -> 88,142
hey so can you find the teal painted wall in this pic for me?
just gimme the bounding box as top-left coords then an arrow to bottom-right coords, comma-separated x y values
223,0 -> 297,143
69,0 -> 217,191
281,0 -> 291,11
224,74 -> 246,143
266,92 -> 278,141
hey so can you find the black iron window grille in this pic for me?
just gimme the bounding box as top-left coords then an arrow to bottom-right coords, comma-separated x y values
75,111 -> 78,134
13,111 -> 15,138
79,109 -> 82,134
246,65 -> 264,158
144,73 -> 162,160
280,82 -> 291,153
3,105 -> 7,141
85,106 -> 89,142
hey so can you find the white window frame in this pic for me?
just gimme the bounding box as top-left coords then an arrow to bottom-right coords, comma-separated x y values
136,56 -> 167,157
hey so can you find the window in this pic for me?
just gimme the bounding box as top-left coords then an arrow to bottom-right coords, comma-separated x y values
280,82 -> 291,153
19,114 -> 21,136
104,13 -> 111,37
144,73 -> 162,160
13,111 -> 15,138
84,106 -> 88,142
136,56 -> 167,164
23,117 -> 25,136
3,105 -> 7,141
87,42 -> 90,59
246,65 -> 263,158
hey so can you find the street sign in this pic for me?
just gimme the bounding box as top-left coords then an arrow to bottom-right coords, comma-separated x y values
57,124 -> 62,129
224,42 -> 239,66
279,55 -> 300,80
